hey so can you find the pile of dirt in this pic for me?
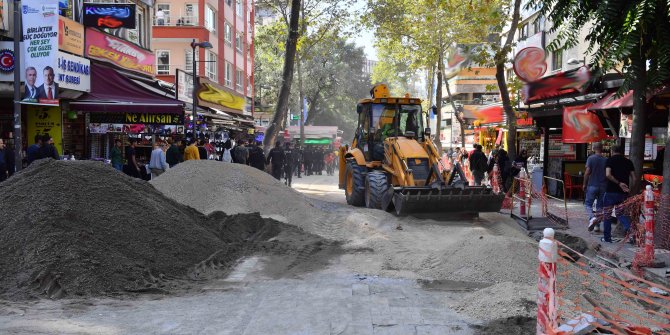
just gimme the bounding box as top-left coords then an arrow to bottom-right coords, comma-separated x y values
0,160 -> 333,300
454,282 -> 536,321
151,160 -> 349,239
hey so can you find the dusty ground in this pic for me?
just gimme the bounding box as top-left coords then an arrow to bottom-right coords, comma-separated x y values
0,166 -> 538,334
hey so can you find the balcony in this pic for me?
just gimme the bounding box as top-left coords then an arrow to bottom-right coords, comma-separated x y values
514,31 -> 545,55
153,16 -> 199,27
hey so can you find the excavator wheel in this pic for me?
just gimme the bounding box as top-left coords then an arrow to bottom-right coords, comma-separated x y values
345,160 -> 366,206
365,171 -> 388,209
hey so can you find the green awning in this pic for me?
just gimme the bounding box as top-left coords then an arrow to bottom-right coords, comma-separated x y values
304,138 -> 332,144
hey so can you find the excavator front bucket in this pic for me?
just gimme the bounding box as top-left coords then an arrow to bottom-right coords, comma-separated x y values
390,186 -> 505,216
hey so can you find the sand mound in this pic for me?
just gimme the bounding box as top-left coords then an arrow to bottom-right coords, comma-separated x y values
0,160 -> 330,300
454,282 -> 536,321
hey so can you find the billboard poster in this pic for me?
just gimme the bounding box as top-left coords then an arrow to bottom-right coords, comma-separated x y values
27,105 -> 62,156
85,28 -> 155,76
562,103 -> 606,144
83,3 -> 136,29
0,0 -> 8,31
176,69 -> 194,104
21,0 -> 59,106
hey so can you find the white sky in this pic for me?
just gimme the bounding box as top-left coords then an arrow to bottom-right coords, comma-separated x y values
349,0 -> 377,61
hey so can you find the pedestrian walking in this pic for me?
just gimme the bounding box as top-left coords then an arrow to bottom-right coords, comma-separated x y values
284,142 -> 294,187
198,139 -> 208,160
248,142 -> 265,170
184,139 -> 200,160
266,141 -> 286,180
468,144 -> 488,186
232,140 -> 250,165
126,139 -> 141,178
496,148 -> 510,191
110,139 -> 123,171
512,149 -> 529,177
0,138 -> 7,182
583,142 -> 607,232
5,143 -> 14,178
149,142 -> 169,179
26,134 -> 42,165
166,138 -> 183,168
293,145 -> 303,178
601,144 -> 635,243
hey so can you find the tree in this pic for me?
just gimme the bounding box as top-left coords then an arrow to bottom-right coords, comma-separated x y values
261,0 -> 301,153
366,0 -> 504,152
530,0 -> 670,194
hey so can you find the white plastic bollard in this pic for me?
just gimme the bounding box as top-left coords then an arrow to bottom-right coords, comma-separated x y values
644,185 -> 655,263
537,228 -> 558,335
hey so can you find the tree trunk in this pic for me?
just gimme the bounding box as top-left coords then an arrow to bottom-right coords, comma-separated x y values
305,91 -> 321,125
435,57 -> 443,152
663,121 -> 670,194
659,117 -> 670,249
495,0 -> 522,161
628,52 -> 647,195
497,63 -> 516,160
263,0 -> 301,154
443,78 -> 464,147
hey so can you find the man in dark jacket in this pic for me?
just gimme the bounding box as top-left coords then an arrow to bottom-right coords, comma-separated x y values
248,142 -> 266,170
284,142 -> 294,187
468,144 -> 488,186
39,135 -> 60,160
293,146 -> 303,178
166,138 -> 183,167
198,139 -> 208,160
26,135 -> 42,165
266,141 -> 286,180
0,138 -> 7,182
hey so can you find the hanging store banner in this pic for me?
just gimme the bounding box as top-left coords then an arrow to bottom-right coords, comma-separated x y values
27,105 -> 62,156
58,16 -> 84,56
522,66 -> 592,104
197,82 -> 246,113
56,52 -> 90,92
562,103 -> 606,143
83,3 -> 136,29
90,112 -> 184,125
21,0 -> 60,105
85,28 -> 155,76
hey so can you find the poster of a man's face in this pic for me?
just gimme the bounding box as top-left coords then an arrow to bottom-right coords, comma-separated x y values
22,67 -> 38,100
37,66 -> 59,100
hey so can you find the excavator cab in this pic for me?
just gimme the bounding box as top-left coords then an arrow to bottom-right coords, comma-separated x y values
339,84 -> 505,216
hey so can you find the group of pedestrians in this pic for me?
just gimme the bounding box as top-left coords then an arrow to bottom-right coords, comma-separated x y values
583,143 -> 635,244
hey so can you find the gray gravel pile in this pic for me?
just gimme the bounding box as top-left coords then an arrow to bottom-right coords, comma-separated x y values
454,282 -> 536,321
151,161 -> 343,239
0,159 -> 328,300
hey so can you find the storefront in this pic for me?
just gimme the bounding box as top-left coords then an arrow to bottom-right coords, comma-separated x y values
473,104 -> 537,156
68,63 -> 184,163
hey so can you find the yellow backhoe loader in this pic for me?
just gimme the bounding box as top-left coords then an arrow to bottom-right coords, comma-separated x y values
338,84 -> 504,216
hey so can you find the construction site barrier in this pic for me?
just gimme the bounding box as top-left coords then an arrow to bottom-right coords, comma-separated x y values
536,193 -> 670,334
541,176 -> 569,226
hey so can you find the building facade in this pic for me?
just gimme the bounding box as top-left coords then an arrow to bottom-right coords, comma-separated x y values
152,0 -> 254,116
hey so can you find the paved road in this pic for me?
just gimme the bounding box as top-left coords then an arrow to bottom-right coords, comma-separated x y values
0,173 -> 527,335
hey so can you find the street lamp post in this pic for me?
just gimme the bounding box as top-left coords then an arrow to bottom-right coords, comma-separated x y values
13,0 -> 22,171
190,39 -> 213,133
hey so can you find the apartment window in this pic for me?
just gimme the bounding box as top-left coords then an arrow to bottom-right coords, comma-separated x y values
183,4 -> 198,26
156,50 -> 170,75
519,23 -> 529,40
235,33 -> 243,53
236,69 -> 244,91
552,50 -> 563,71
533,15 -> 544,35
205,6 -> 216,33
225,62 -> 233,87
236,0 -> 242,16
226,0 -> 232,6
225,23 -> 233,45
185,49 -> 199,72
155,4 -> 170,25
205,50 -> 217,81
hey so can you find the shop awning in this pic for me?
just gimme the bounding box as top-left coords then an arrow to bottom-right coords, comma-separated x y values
474,104 -> 534,127
523,66 -> 592,104
70,64 -> 184,114
587,90 -> 633,110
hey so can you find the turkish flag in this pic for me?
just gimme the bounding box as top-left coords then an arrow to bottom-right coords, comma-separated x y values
562,103 -> 606,143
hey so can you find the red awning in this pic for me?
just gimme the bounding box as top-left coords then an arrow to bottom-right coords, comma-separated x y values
588,90 -> 633,110
475,104 -> 533,126
70,64 -> 183,114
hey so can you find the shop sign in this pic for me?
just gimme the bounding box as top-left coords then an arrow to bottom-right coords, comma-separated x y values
27,105 -> 62,156
562,103 -> 606,143
198,82 -> 246,112
59,16 -> 84,56
55,52 -> 90,92
21,0 -> 60,106
0,48 -> 14,72
176,69 -> 193,104
523,66 -> 591,104
513,47 -> 547,82
83,3 -> 136,29
0,42 -> 25,82
0,0 -> 8,31
90,112 -> 184,125
85,28 -> 155,76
